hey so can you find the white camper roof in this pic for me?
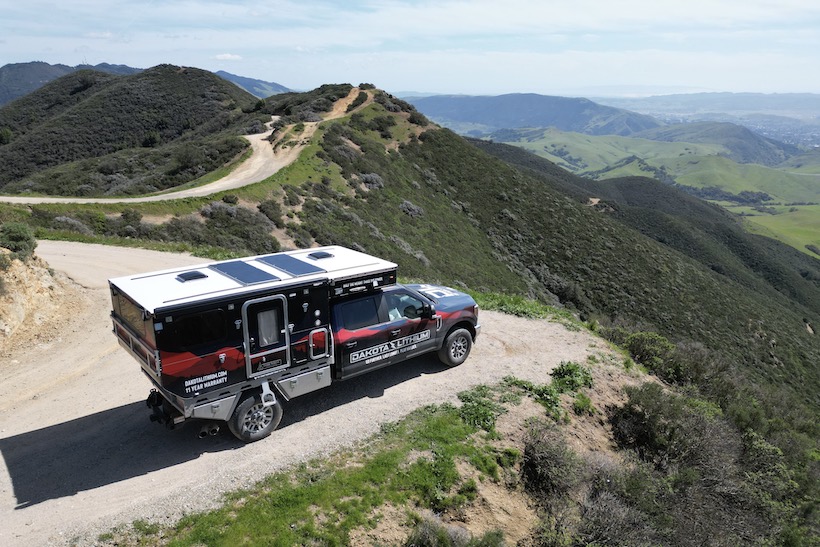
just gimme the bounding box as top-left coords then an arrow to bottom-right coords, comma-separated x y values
109,246 -> 397,314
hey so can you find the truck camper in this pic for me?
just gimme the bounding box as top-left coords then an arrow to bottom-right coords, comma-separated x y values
109,246 -> 480,442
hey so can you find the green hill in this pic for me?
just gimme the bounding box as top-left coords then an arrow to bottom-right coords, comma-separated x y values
635,121 -> 800,166
489,126 -> 727,173
0,61 -> 141,106
0,65 -> 264,195
0,85 -> 817,542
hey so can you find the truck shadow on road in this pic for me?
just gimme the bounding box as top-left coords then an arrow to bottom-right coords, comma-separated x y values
0,354 -> 449,509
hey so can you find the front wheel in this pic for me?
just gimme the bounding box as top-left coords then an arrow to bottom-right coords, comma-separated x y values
437,328 -> 472,367
228,393 -> 283,443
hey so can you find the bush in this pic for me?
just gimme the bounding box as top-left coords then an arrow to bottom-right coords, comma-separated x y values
550,361 -> 593,393
258,200 -> 285,228
521,422 -> 581,502
345,91 -> 368,113
573,392 -> 596,416
0,222 -> 37,260
403,515 -> 504,547
624,331 -> 674,372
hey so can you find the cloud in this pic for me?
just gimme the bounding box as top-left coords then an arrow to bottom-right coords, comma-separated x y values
215,53 -> 242,60
84,31 -> 113,40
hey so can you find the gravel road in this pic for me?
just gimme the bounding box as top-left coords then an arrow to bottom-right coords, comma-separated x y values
0,241 -> 606,546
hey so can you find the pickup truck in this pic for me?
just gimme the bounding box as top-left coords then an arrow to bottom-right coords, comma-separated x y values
109,245 -> 480,442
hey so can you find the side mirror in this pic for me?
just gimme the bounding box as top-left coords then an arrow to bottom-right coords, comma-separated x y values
420,303 -> 435,319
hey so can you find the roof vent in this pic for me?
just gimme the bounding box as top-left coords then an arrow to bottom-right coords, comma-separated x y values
308,251 -> 334,260
176,270 -> 208,282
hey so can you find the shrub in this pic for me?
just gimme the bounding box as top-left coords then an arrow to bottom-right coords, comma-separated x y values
577,490 -> 657,546
0,127 -> 12,145
345,91 -> 368,113
573,392 -> 596,416
403,515 -> 504,547
258,200 -> 285,228
52,216 -> 93,236
457,386 -> 505,433
503,377 -> 560,415
624,331 -> 674,372
550,361 -> 593,393
521,422 -> 581,502
360,172 -> 384,190
0,222 -> 37,260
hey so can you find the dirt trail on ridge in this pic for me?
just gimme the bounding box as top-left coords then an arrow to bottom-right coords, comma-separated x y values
0,87 -> 364,205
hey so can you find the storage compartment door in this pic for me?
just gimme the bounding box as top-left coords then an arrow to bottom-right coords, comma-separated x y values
243,295 -> 289,377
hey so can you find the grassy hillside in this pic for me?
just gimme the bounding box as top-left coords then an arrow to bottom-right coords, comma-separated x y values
0,65 -> 264,196
635,121 -> 800,166
491,127 -> 818,202
662,154 -> 820,202
0,85 -> 817,541
490,126 -> 726,173
738,204 -> 820,256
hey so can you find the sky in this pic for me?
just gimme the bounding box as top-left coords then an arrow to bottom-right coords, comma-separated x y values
2,0 -> 820,97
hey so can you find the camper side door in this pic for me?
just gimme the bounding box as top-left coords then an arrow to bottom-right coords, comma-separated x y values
242,295 -> 289,378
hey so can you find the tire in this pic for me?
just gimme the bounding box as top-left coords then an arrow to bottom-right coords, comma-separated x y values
437,328 -> 472,367
228,392 -> 283,443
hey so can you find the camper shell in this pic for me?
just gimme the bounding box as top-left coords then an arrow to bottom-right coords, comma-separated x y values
110,245 -> 479,442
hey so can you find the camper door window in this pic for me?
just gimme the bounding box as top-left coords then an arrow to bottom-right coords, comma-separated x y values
257,309 -> 281,348
163,309 -> 228,352
113,292 -> 155,346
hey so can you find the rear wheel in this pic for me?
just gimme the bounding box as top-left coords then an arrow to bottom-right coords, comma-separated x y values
437,328 -> 472,367
228,393 -> 283,443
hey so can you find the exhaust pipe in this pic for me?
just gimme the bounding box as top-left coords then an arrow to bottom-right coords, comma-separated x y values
199,423 -> 221,438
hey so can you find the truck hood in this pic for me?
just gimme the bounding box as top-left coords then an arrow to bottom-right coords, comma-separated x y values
406,283 -> 477,312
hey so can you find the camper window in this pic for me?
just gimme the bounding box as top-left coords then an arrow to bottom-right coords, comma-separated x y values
164,309 -> 228,352
256,309 -> 281,348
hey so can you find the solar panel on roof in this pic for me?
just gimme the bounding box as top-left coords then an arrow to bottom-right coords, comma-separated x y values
257,253 -> 327,277
210,261 -> 279,285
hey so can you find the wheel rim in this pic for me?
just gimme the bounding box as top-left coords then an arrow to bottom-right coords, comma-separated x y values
450,335 -> 469,360
241,403 -> 274,434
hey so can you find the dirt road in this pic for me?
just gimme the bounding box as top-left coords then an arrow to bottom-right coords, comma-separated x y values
0,241 -> 610,546
0,87 -> 364,205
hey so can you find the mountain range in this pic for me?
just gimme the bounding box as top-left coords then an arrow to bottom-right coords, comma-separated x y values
0,61 -> 289,106
407,93 -> 662,136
